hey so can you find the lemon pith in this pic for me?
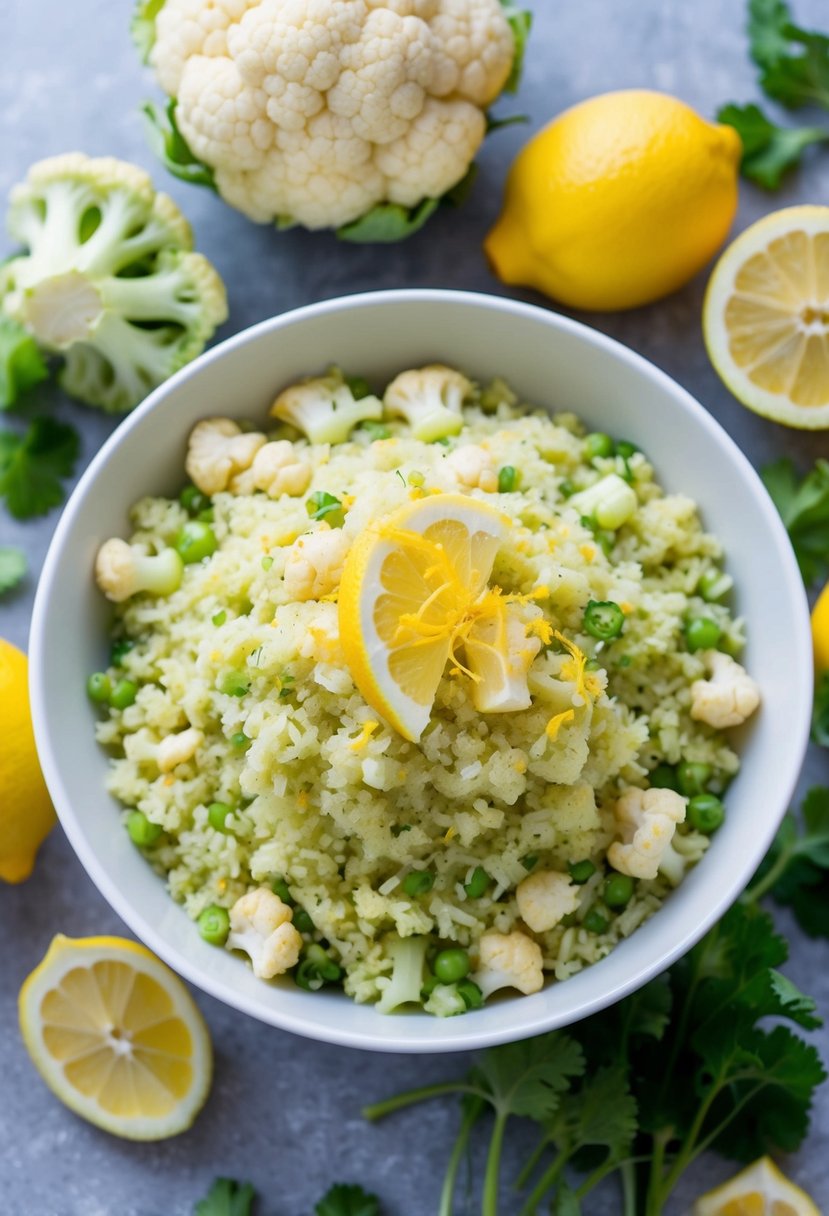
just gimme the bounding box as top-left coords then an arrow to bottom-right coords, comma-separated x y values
0,638 -> 56,883
704,206 -> 829,429
338,494 -> 510,741
19,935 -> 212,1141
485,89 -> 741,312
693,1156 -> 821,1216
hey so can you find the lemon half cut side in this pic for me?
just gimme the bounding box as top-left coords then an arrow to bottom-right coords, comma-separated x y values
693,1156 -> 821,1216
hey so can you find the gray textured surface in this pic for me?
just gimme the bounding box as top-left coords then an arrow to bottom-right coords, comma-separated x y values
2,1 -> 829,1212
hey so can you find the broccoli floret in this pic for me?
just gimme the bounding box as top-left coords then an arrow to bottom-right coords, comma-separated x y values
0,153 -> 227,413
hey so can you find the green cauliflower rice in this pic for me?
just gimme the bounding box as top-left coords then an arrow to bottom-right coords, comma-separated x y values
90,367 -> 756,1016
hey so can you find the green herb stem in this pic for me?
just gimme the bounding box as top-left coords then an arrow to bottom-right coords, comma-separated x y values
518,1148 -> 568,1215
512,1133 -> 550,1191
362,1081 -> 471,1122
482,1111 -> 509,1216
438,1104 -> 479,1216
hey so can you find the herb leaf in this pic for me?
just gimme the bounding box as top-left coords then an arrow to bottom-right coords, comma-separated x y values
470,1032 -> 585,1121
717,101 -> 828,187
814,672 -> 829,746
315,1183 -> 383,1216
749,0 -> 829,110
761,457 -> 829,584
0,417 -> 80,519
750,787 -> 829,935
0,315 -> 49,409
142,99 -> 217,190
0,546 -> 26,594
193,1178 -> 256,1216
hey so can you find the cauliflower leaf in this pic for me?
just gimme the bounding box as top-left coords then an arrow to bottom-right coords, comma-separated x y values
337,197 -> 441,245
141,99 -> 216,190
131,0 -> 166,64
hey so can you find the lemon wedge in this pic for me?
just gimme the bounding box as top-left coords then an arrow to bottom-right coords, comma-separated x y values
19,935 -> 212,1140
338,493 -> 508,740
693,1156 -> 821,1216
704,205 -> 829,428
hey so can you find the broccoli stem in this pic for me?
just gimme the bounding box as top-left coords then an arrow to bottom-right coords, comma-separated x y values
101,268 -> 206,325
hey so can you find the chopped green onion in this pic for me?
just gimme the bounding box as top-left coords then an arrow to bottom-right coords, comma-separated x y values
218,670 -> 250,697
306,491 -> 345,528
109,639 -> 135,667
583,600 -> 625,640
614,440 -> 639,460
456,979 -> 484,1010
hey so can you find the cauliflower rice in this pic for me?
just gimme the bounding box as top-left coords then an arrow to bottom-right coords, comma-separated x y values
92,369 -> 755,1015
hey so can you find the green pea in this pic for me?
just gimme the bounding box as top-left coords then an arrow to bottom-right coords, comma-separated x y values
109,679 -> 138,710
175,520 -> 217,564
457,979 -> 484,1010
126,810 -> 162,848
218,670 -> 250,697
520,852 -> 539,871
180,484 -> 211,516
604,873 -> 635,908
584,432 -> 614,460
464,866 -> 490,899
109,639 -> 135,667
212,610 -> 226,626
497,465 -> 519,493
231,731 -> 251,751
688,794 -> 725,834
198,904 -> 230,946
614,440 -> 639,460
684,617 -> 722,653
568,859 -> 596,884
87,672 -> 112,703
677,761 -> 712,798
272,877 -> 293,904
434,948 -> 471,984
208,801 -> 233,833
650,763 -> 679,791
583,909 -> 609,935
293,908 -> 314,934
403,870 -> 435,897
306,491 -> 345,528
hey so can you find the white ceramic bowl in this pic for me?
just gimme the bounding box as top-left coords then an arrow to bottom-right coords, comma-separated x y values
30,289 -> 812,1053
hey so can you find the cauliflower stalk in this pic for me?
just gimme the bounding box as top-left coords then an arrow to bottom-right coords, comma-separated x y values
272,367 -> 383,443
377,934 -> 429,1013
0,155 -> 227,412
95,537 -> 183,602
132,0 -> 531,242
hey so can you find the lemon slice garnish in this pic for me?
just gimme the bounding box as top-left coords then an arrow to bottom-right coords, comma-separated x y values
704,205 -> 829,429
693,1156 -> 821,1216
338,493 -> 509,740
19,935 -> 212,1141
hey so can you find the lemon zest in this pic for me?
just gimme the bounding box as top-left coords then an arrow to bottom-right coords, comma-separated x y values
349,720 -> 379,751
546,708 -> 575,740
443,826 -> 457,843
553,629 -> 602,702
579,544 -> 596,563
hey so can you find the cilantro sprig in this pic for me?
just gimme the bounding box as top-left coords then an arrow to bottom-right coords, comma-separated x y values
720,0 -> 829,187
749,787 -> 829,936
191,1180 -> 383,1216
0,546 -> 26,594
761,457 -> 829,585
0,416 -> 79,519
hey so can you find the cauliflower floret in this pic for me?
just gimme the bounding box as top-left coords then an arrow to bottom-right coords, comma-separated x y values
464,601 -> 541,712
383,364 -> 470,441
608,788 -> 687,881
157,727 -> 204,773
185,417 -> 267,495
472,930 -> 544,998
230,440 -> 313,497
95,538 -> 183,603
284,528 -> 350,601
445,442 -> 498,492
271,369 -> 383,444
143,0 -> 518,233
690,651 -> 761,730
568,474 -> 638,530
226,887 -> 302,980
516,870 -> 580,933
376,934 -> 429,1012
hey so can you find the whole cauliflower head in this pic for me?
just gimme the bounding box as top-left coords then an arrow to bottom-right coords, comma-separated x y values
141,0 -> 519,232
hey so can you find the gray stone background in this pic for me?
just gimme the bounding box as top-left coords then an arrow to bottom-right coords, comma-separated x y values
1,0 -> 829,1212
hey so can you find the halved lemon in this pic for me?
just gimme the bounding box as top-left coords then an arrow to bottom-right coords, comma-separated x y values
703,205 -> 829,429
693,1156 -> 821,1216
338,493 -> 508,741
19,935 -> 212,1140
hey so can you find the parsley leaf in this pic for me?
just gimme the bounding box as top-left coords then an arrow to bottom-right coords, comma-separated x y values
749,0 -> 829,110
0,546 -> 26,594
761,457 -> 829,585
814,672 -> 829,746
0,316 -> 49,409
0,417 -> 79,519
749,787 -> 829,936
315,1184 -> 383,1216
717,101 -> 828,187
193,1178 -> 256,1216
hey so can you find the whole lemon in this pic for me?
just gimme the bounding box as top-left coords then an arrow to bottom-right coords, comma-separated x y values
0,638 -> 56,882
813,582 -> 829,673
485,90 -> 742,311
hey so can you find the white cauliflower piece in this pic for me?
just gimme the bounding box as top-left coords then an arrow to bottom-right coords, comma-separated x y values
185,417 -> 266,495
608,788 -> 687,881
384,364 -> 469,441
463,601 -> 541,712
95,538 -> 183,603
472,930 -> 544,998
376,934 -> 429,1013
690,651 -> 761,730
271,369 -> 383,444
157,726 -> 204,772
231,440 -> 313,497
516,870 -> 580,933
145,0 -> 517,232
226,887 -> 302,979
445,442 -> 498,492
284,528 -> 350,601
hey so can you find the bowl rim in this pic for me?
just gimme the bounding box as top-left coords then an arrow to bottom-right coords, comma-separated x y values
29,288 -> 813,1052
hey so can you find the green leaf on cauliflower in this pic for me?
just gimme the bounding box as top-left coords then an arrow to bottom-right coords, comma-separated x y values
499,2 -> 533,94
0,315 -> 49,409
131,0 -> 166,64
336,197 -> 441,244
141,100 -> 217,191
0,547 -> 27,595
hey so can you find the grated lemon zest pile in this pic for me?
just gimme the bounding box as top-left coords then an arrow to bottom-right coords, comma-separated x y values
350,720 -> 379,751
